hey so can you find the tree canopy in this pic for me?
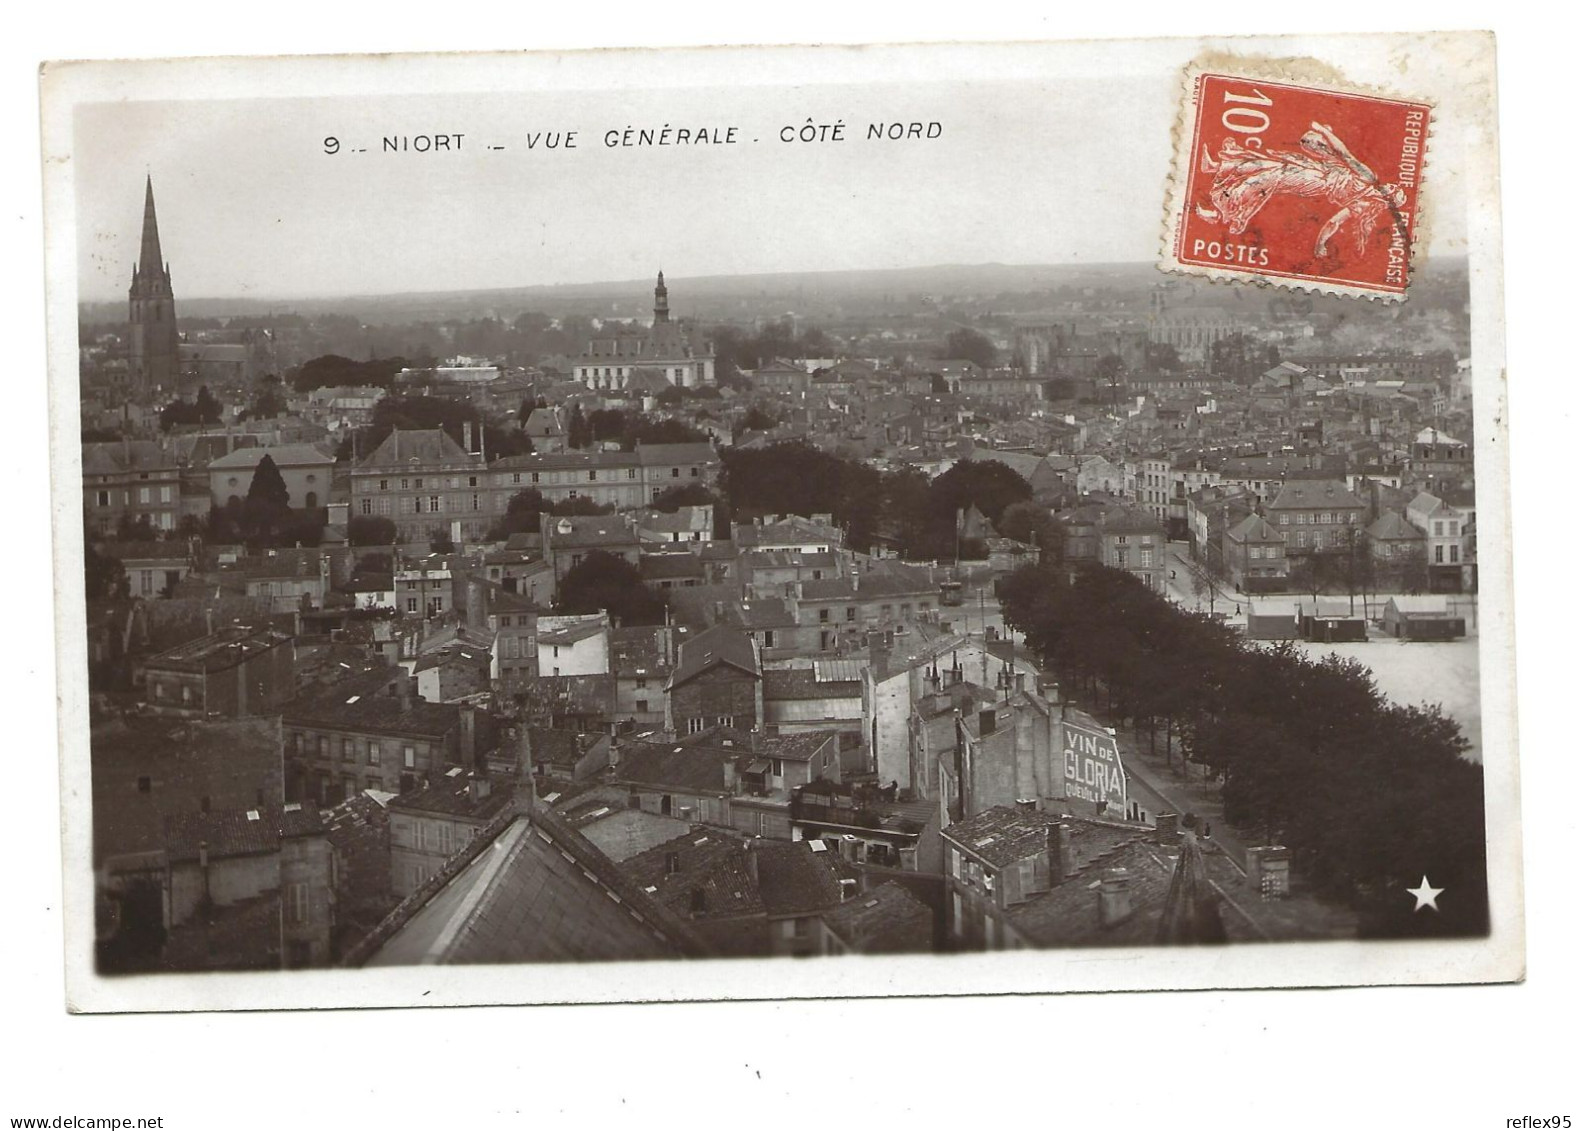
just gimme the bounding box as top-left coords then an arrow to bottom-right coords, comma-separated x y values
159,386 -> 223,431
289,354 -> 408,393
359,395 -> 531,460
941,328 -> 998,369
555,550 -> 668,626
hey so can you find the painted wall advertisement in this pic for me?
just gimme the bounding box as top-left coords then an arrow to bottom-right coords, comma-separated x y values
1061,717 -> 1128,812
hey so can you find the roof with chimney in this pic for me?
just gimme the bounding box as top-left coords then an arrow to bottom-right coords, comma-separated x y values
613,740 -> 740,796
82,440 -> 179,476
733,515 -> 842,549
754,840 -> 853,918
387,772 -> 514,821
282,667 -> 460,738
620,828 -> 766,922
91,716 -> 285,867
819,881 -> 933,953
143,623 -> 293,673
536,615 -> 607,648
763,668 -> 862,702
669,624 -> 760,687
724,596 -> 798,631
544,514 -> 639,548
1267,479 -> 1366,512
495,450 -> 641,473
943,806 -> 1146,871
1225,514 -> 1285,545
357,428 -> 477,470
524,728 -> 605,769
610,626 -> 672,680
354,804 -> 705,965
799,560 -> 938,603
164,802 -> 323,864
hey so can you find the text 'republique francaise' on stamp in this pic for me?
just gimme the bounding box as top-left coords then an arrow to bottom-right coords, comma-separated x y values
1163,61 -> 1432,300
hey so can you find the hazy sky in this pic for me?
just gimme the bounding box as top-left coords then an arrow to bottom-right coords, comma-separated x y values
70,54 -> 1469,304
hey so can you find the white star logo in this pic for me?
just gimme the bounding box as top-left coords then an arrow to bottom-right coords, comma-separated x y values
1407,876 -> 1444,912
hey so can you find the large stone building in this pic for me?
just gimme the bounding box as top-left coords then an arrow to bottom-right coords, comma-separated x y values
349,427 -> 489,541
574,273 -> 716,390
82,440 -> 183,534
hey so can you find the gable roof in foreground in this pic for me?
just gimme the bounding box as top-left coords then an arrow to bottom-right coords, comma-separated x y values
349,802 -> 707,966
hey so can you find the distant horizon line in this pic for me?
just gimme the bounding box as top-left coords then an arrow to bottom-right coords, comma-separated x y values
75,254 -> 1471,312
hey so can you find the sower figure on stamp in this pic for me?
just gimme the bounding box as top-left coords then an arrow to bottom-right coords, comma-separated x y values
1195,121 -> 1407,257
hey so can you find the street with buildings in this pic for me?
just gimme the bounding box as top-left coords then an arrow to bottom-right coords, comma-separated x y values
78,175 -> 1485,973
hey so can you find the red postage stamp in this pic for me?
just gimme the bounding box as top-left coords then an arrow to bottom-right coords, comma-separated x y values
1163,65 -> 1432,299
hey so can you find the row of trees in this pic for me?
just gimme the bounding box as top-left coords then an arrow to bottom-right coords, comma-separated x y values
998,562 -> 1487,939
719,444 -> 1037,560
566,405 -> 711,451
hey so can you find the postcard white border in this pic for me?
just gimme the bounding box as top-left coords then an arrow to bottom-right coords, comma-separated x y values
41,31 -> 1520,1015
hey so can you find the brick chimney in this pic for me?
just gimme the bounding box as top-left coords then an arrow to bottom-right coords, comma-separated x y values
1048,821 -> 1072,884
744,839 -> 760,887
1098,867 -> 1134,927
459,702 -> 478,768
1246,845 -> 1291,900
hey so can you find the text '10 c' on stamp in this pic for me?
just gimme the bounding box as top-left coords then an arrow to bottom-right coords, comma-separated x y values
1163,64 -> 1432,300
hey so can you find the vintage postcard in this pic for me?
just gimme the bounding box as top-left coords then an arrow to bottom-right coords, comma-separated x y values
40,31 -> 1517,1013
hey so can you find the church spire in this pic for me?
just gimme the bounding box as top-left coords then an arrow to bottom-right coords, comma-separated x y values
137,174 -> 166,280
653,270 -> 669,324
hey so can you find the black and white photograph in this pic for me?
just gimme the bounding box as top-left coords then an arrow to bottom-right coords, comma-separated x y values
36,32 -> 1523,1019
14,7 -> 1577,1126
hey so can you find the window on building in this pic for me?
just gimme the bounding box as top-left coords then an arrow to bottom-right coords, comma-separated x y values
671,468 -> 680,478
414,478 -> 424,489
716,716 -> 733,729
403,746 -> 416,769
762,630 -> 776,648
1450,545 -> 1460,563
845,607 -> 857,622
368,741 -> 380,766
429,495 -> 441,513
690,467 -> 700,478
401,479 -> 409,491
469,476 -> 478,487
627,468 -> 637,480
635,699 -> 649,713
360,499 -> 372,515
687,717 -> 706,735
407,597 -> 418,613
818,608 -> 830,623
531,472 -> 541,484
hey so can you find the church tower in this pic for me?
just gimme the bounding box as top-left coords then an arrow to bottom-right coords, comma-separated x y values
128,175 -> 180,394
653,270 -> 670,325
